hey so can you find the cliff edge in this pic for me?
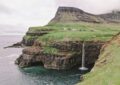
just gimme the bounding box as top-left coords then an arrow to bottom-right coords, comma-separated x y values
77,33 -> 120,85
50,7 -> 120,23
49,7 -> 104,23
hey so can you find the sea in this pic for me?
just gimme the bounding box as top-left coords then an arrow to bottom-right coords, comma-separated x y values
0,35 -> 81,85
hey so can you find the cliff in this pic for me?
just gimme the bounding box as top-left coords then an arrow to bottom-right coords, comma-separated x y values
50,7 -> 104,23
15,41 -> 103,70
15,7 -> 120,70
77,33 -> 120,85
99,11 -> 120,23
50,7 -> 120,24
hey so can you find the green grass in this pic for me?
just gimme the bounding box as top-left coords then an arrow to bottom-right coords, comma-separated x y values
29,22 -> 120,33
25,22 -> 120,84
37,31 -> 113,43
77,39 -> 120,85
28,22 -> 120,44
25,22 -> 120,56
42,46 -> 59,55
23,35 -> 39,41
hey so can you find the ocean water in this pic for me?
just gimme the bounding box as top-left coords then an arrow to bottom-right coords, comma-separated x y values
0,35 -> 81,85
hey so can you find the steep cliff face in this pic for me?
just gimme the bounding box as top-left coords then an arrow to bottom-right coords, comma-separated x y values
50,7 -> 104,23
94,32 -> 120,67
50,7 -> 120,24
77,33 -> 120,85
99,11 -> 120,23
22,28 -> 51,46
15,41 -> 104,70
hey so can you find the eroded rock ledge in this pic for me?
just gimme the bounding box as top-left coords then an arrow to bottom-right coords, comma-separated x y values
15,41 -> 104,70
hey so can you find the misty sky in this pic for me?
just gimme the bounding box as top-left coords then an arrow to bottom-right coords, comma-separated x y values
0,0 -> 120,35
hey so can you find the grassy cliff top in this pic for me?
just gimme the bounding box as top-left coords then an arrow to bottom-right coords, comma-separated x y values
26,22 -> 120,43
77,33 -> 120,85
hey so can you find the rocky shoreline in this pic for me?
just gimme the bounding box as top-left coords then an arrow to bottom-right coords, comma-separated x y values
4,42 -> 24,48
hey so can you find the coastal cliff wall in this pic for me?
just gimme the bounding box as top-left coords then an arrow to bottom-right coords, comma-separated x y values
77,33 -> 120,85
15,41 -> 104,70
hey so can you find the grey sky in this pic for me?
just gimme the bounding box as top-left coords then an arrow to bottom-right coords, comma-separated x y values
0,4 -> 11,14
0,0 -> 120,29
0,0 -> 57,27
57,0 -> 120,14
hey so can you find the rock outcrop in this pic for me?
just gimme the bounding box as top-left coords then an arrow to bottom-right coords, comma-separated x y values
77,33 -> 120,85
50,7 -> 104,23
94,32 -> 120,67
22,28 -> 52,46
15,41 -> 104,70
99,11 -> 120,23
50,7 -> 120,24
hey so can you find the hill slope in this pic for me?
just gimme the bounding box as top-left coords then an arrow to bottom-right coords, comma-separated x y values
50,7 -> 120,24
77,33 -> 120,85
50,7 -> 104,23
100,11 -> 120,23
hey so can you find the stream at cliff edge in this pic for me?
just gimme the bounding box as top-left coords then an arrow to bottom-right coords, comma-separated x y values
0,35 -> 81,85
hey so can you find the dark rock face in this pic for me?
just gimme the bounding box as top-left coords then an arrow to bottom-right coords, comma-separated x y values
99,11 -> 120,23
50,7 -> 104,23
15,41 -> 104,70
22,37 -> 36,46
50,7 -> 120,24
4,42 -> 23,48
22,29 -> 53,46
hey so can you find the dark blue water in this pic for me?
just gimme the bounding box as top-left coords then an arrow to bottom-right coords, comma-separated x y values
0,35 -> 81,85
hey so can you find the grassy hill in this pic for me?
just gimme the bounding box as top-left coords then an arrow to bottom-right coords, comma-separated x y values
23,7 -> 120,46
24,22 -> 120,44
77,33 -> 120,85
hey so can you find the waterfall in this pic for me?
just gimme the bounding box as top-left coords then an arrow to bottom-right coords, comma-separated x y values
79,42 -> 88,71
82,42 -> 85,67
